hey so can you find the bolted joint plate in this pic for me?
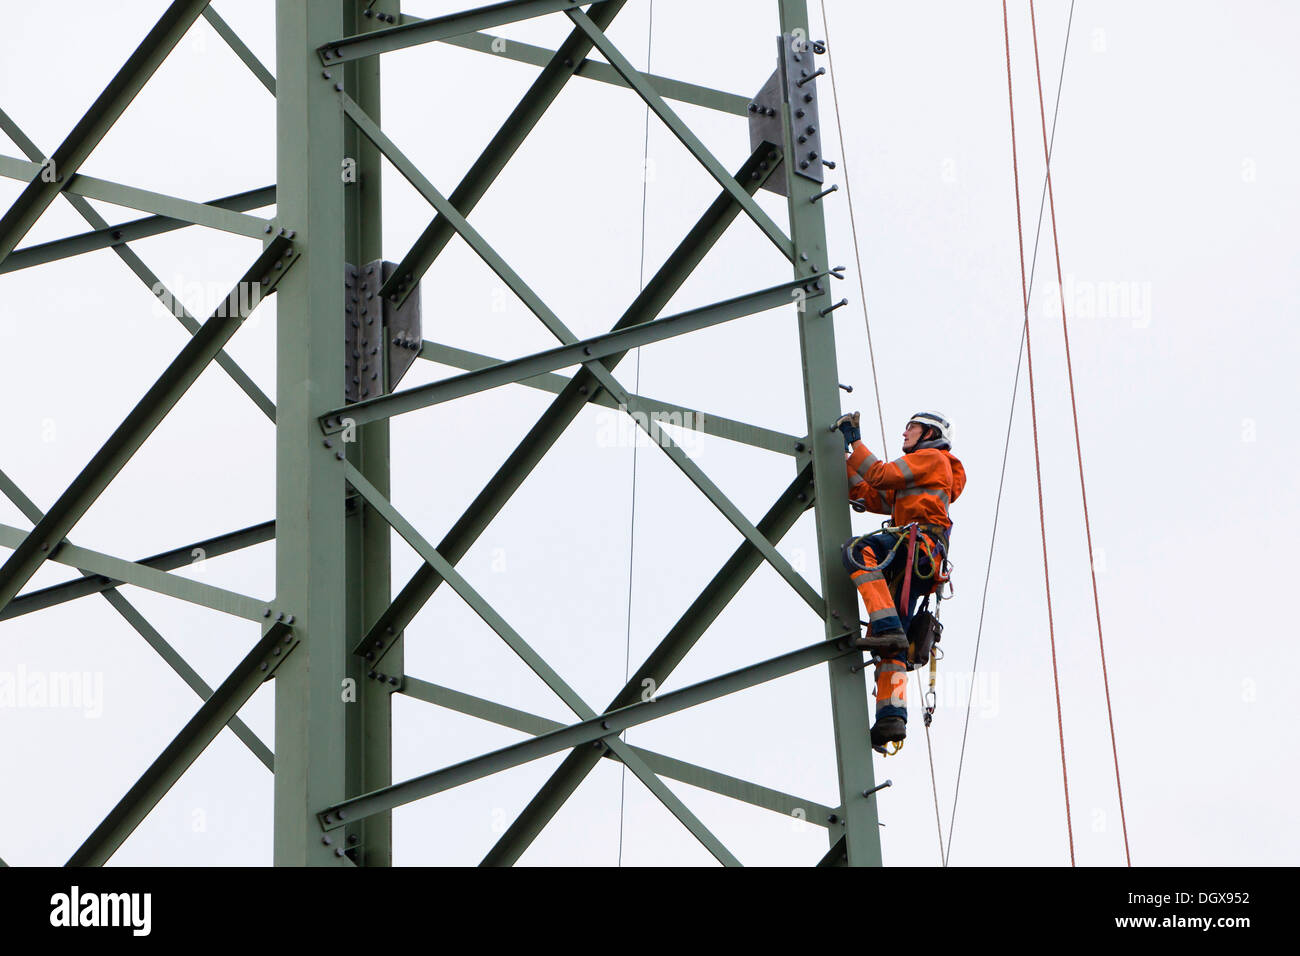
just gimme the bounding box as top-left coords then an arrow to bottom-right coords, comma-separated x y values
345,260 -> 422,403
747,70 -> 788,196
778,33 -> 825,186
747,34 -> 826,196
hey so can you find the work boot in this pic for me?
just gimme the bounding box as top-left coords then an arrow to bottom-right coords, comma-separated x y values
870,715 -> 906,750
852,627 -> 907,656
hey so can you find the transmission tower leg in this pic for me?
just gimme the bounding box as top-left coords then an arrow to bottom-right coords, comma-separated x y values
342,1 -> 396,867
273,0 -> 352,866
778,0 -> 884,866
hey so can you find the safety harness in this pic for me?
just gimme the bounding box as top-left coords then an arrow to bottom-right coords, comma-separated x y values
845,520 -> 953,757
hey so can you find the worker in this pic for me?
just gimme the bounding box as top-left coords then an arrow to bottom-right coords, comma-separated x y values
833,410 -> 966,751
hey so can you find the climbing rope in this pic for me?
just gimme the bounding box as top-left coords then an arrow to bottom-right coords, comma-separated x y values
819,0 -> 889,457
618,0 -> 655,868
999,0 -> 1076,865
1027,0 -> 1130,865
944,0 -> 1079,867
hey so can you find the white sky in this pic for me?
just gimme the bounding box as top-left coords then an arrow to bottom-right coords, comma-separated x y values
1,0 -> 1296,866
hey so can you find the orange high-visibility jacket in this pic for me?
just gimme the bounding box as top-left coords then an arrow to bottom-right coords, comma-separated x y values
846,440 -> 967,530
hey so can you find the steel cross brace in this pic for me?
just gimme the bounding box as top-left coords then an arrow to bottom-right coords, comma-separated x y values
202,5 -> 276,95
318,632 -> 853,835
339,97 -> 822,613
0,154 -> 270,239
0,0 -> 211,264
67,621 -> 296,867
0,235 -> 295,614
352,143 -> 784,667
378,0 -> 628,307
566,7 -> 795,260
319,272 -> 826,431
0,519 -> 274,621
399,676 -> 838,826
0,186 -> 276,275
0,522 -> 274,624
0,107 -> 276,422
417,340 -> 806,457
318,0 -> 618,65
434,29 -> 752,117
341,462 -> 740,865
482,465 -> 820,864
0,468 -> 272,769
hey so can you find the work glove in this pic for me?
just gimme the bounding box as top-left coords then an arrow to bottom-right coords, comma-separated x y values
834,411 -> 861,450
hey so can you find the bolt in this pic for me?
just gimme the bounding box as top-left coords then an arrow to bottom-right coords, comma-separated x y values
335,82 -> 344,92
322,70 -> 331,79
388,676 -> 398,686
264,608 -> 272,618
795,442 -> 805,452
795,109 -> 805,119
335,848 -> 345,857
322,835 -> 332,845
264,225 -> 273,234
336,452 -> 345,460
348,834 -> 359,844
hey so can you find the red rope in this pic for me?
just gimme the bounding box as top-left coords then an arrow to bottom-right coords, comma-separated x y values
1001,0 -> 1076,866
1028,0 -> 1130,866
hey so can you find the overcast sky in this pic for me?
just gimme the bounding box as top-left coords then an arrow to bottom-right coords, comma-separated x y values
1,0 -> 1296,867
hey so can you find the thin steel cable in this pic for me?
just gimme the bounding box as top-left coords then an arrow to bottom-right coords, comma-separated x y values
819,0 -> 888,456
1028,0 -> 1130,866
944,0 -> 1078,867
1000,0 -> 1075,866
618,0 -> 655,869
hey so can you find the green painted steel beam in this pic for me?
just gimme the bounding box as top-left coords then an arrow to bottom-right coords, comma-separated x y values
0,155 -> 271,239
418,340 -> 805,456
0,108 -> 276,423
0,523 -> 272,623
203,5 -> 276,95
0,467 -> 272,769
353,145 -> 780,667
400,676 -> 837,825
436,30 -> 751,116
319,631 -> 851,831
321,273 -> 824,432
566,7 -> 795,261
271,0 -> 351,867
0,235 -> 293,615
380,1 -> 628,307
319,0 -> 616,65
482,465 -> 815,864
0,186 -> 275,275
344,460 -> 740,864
0,0 -> 211,264
340,0 -> 396,869
778,0 -> 883,867
66,622 -> 295,867
0,519 -> 273,621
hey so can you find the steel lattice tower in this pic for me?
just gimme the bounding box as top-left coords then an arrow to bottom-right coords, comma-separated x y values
0,0 -> 885,866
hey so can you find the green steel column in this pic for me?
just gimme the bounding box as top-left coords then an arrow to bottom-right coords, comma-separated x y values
342,0 -> 397,867
777,0 -> 883,866
273,0 -> 352,866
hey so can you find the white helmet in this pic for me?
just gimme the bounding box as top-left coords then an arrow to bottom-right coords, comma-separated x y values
907,410 -> 952,446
